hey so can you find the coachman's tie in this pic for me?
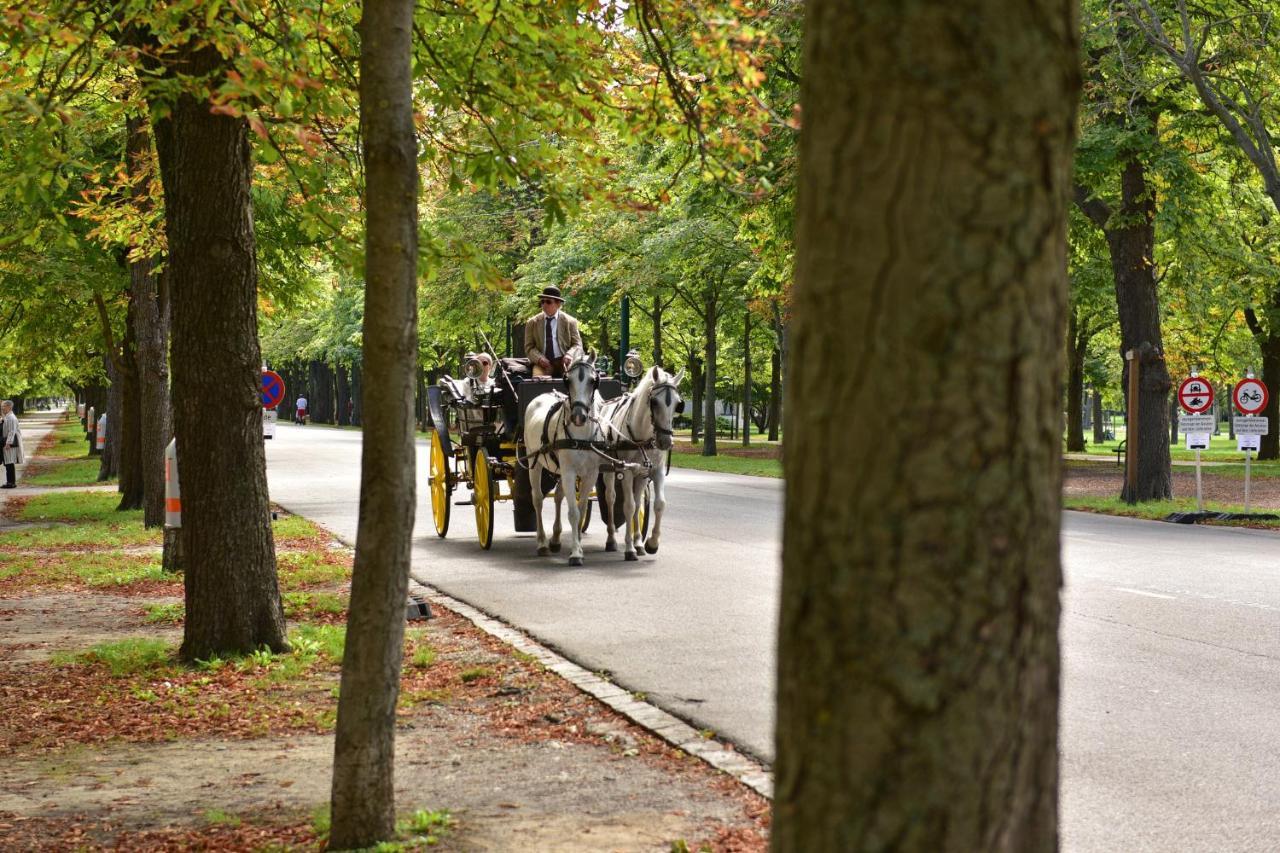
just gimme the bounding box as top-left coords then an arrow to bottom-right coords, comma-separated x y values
546,316 -> 557,361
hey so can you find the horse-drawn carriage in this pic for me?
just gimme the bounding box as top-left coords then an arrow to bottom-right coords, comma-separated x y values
426,350 -> 683,563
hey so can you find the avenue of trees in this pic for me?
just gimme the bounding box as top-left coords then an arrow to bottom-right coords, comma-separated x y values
0,0 -> 1279,846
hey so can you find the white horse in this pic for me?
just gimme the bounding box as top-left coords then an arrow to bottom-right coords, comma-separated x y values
599,366 -> 684,560
522,355 -> 604,566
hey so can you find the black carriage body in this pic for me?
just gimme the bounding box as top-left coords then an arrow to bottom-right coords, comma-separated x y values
427,360 -> 626,537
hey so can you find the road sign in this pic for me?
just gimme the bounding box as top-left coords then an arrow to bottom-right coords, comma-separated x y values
261,370 -> 285,409
1178,414 -> 1215,433
1233,417 -> 1269,436
1233,377 -> 1269,415
1178,376 -> 1214,414
1186,434 -> 1210,451
1239,434 -> 1261,452
263,407 -> 278,439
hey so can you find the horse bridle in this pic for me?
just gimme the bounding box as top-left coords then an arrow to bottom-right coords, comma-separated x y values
566,361 -> 597,425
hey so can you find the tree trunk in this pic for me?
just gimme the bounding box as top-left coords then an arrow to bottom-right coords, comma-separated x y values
769,338 -> 782,442
774,1 -> 1076,849
127,116 -> 172,527
690,355 -> 703,443
116,298 -> 144,510
329,0 -> 417,845
1243,308 -> 1280,460
351,363 -> 364,427
1066,308 -> 1086,452
653,295 -> 664,369
150,41 -> 287,660
336,364 -> 351,426
100,353 -> 122,482
743,310 -> 752,446
1169,395 -> 1178,445
1092,388 -> 1104,445
1077,151 -> 1172,500
702,296 -> 717,457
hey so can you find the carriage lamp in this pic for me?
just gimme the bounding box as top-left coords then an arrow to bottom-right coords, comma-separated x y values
623,350 -> 644,379
462,355 -> 484,380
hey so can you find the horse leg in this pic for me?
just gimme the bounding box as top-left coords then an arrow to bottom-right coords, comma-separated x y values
603,470 -> 618,552
550,478 -> 563,552
565,469 -> 585,566
531,464 -> 550,557
621,471 -> 638,561
644,462 -> 666,554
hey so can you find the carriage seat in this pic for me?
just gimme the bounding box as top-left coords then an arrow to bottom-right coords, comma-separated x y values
501,357 -> 532,377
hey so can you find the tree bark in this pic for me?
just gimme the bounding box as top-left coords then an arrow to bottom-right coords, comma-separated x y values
690,355 -> 703,443
1066,309 -> 1087,452
702,295 -> 718,457
653,295 -> 664,369
329,0 -> 418,845
116,298 -> 144,509
336,364 -> 351,426
1075,155 -> 1172,500
351,363 -> 364,426
768,336 -> 782,442
1092,387 -> 1104,445
774,1 -> 1077,849
126,115 -> 172,527
150,42 -> 287,660
1243,307 -> 1280,460
743,310 -> 752,446
100,352 -> 122,482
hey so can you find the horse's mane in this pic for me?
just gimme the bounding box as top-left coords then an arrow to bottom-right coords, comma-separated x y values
631,365 -> 668,400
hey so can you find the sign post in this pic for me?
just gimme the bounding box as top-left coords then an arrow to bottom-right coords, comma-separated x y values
1177,374 -> 1214,513
1233,373 -> 1270,514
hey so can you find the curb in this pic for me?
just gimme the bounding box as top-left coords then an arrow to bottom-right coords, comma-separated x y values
408,573 -> 774,800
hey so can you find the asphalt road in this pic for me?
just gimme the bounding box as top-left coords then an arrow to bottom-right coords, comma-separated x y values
264,422 -> 1280,852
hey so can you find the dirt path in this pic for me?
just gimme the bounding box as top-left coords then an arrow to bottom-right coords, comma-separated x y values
1065,463 -> 1280,508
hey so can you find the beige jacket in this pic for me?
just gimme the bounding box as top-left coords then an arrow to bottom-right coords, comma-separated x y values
524,310 -> 584,364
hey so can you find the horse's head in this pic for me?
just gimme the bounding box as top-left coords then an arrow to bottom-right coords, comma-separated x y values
646,366 -> 684,451
564,354 -> 598,428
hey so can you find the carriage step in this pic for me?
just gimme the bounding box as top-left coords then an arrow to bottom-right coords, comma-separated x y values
455,499 -> 474,506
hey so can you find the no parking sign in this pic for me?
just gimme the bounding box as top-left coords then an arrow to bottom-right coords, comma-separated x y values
261,370 -> 285,409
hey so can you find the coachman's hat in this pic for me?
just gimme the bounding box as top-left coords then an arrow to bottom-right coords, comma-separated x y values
538,285 -> 565,303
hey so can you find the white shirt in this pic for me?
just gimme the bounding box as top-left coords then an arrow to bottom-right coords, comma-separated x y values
296,397 -> 308,410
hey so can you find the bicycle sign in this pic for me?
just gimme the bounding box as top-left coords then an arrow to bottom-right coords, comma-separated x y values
1233,377 -> 1268,416
1177,376 -> 1214,414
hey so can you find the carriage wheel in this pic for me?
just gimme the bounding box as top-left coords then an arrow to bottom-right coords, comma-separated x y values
429,430 -> 451,538
634,479 -> 653,540
474,452 -> 496,550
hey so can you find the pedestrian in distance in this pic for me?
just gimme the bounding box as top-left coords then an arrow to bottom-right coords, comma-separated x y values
524,285 -> 584,378
1,400 -> 23,488
294,394 -> 309,425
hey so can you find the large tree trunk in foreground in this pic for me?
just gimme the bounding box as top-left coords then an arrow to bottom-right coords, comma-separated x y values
329,0 -> 418,845
774,1 -> 1077,849
151,44 -> 287,660
128,115 -> 173,527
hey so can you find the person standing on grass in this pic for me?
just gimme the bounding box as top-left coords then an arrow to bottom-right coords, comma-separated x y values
1,400 -> 22,488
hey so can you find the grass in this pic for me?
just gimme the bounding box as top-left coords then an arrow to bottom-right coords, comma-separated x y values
42,418 -> 96,460
144,602 -> 185,625
17,490 -> 142,524
53,637 -> 175,677
409,644 -> 437,670
1064,495 -> 1280,527
1,552 -> 169,590
277,551 -> 350,589
23,457 -> 111,487
203,809 -> 241,828
1078,432 -> 1280,464
459,666 -> 492,683
669,450 -> 781,478
282,591 -> 346,619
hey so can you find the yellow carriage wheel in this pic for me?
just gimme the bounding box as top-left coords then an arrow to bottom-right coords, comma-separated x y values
429,430 -> 451,538
634,480 -> 651,540
474,451 -> 496,550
